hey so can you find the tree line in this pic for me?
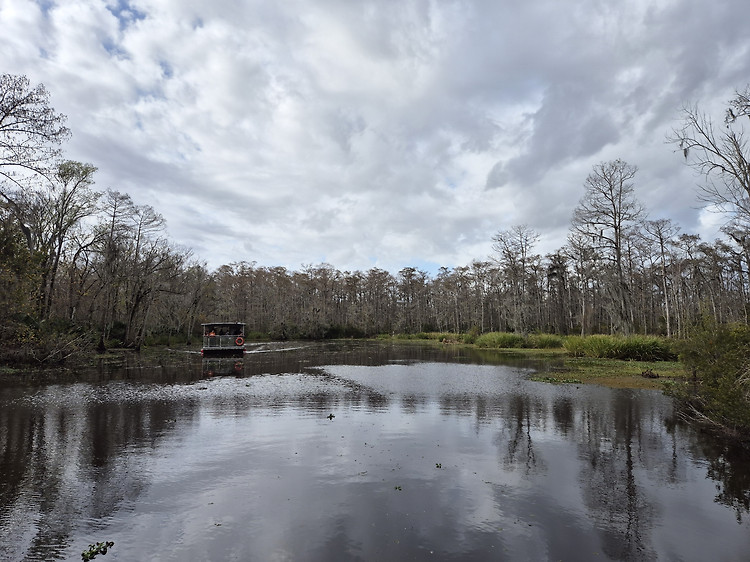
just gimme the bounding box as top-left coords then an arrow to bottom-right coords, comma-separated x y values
2,72 -> 750,359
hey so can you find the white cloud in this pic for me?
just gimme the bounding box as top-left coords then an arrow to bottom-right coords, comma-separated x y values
2,0 -> 749,273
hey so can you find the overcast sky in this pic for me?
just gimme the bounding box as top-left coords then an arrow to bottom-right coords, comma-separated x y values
2,0 -> 748,273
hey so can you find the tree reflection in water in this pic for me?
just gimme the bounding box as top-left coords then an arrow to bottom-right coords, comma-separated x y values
1,341 -> 749,561
578,393 -> 656,560
496,394 -> 545,475
695,435 -> 750,522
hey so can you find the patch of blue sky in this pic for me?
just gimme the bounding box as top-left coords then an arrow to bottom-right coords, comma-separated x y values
159,61 -> 174,79
106,0 -> 147,31
101,37 -> 128,59
134,86 -> 167,103
33,0 -> 55,16
403,259 -> 443,277
356,258 -> 438,276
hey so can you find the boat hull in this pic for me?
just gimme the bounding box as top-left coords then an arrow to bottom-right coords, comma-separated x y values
201,347 -> 245,357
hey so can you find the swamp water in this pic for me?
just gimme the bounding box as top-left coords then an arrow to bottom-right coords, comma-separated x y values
1,341 -> 749,561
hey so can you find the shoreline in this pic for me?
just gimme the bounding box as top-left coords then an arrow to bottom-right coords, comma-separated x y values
0,339 -> 686,391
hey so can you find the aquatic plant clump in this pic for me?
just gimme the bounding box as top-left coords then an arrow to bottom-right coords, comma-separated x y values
563,335 -> 677,361
81,541 -> 114,561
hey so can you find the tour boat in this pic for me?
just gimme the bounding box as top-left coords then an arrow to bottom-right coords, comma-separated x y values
201,322 -> 246,356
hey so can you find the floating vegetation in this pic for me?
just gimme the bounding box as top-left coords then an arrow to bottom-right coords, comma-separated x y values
81,541 -> 114,561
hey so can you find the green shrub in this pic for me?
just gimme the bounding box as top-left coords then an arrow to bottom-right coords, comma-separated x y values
463,326 -> 481,345
671,322 -> 750,437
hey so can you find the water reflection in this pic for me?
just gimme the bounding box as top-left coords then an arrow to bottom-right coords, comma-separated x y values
0,341 -> 749,561
694,439 -> 750,522
577,393 -> 655,560
202,357 -> 244,377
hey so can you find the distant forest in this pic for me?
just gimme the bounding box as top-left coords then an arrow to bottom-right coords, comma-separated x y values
3,73 -> 750,356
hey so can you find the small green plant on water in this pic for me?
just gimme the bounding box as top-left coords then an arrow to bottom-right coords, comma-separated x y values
82,541 -> 114,561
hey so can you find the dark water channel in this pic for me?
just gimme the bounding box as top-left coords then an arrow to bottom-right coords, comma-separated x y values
1,341 -> 749,561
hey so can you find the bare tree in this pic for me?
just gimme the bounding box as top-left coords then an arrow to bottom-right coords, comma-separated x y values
566,233 -> 600,335
644,219 -> 680,336
469,260 -> 493,333
491,224 -> 539,332
180,262 -> 212,344
92,190 -> 135,340
397,267 -> 429,333
725,87 -> 750,124
0,74 -> 71,240
121,203 -> 170,346
545,252 -> 569,335
19,161 -> 99,318
670,87 -> 750,229
571,159 -> 644,334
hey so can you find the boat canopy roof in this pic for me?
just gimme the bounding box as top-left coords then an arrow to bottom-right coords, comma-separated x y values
202,322 -> 245,335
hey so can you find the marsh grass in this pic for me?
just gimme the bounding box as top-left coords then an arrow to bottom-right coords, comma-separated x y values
385,332 -> 475,344
375,331 -> 684,389
474,332 -> 564,349
475,332 -> 526,348
563,334 -> 677,361
528,334 -> 565,349
558,357 -> 685,388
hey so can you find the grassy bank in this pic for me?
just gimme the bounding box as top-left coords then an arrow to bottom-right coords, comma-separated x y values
2,331 -> 687,391
533,356 -> 685,389
378,331 -> 686,390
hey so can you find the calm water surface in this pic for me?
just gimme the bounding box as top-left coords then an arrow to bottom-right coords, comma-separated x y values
1,341 -> 749,561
